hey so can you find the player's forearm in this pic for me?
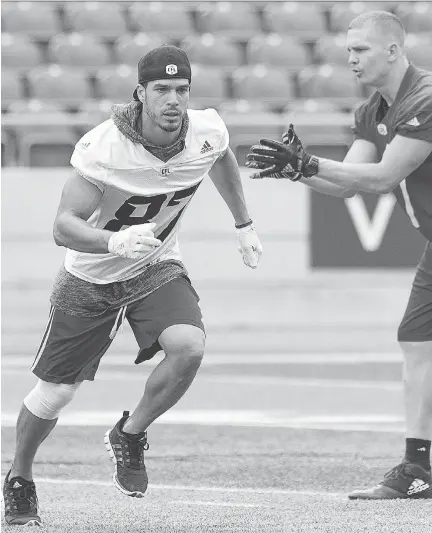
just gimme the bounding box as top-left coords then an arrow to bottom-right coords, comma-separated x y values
210,150 -> 251,225
214,176 -> 251,225
315,158 -> 391,194
299,176 -> 356,198
53,212 -> 112,253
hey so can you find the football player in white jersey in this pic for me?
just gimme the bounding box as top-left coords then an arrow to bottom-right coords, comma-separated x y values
3,45 -> 262,526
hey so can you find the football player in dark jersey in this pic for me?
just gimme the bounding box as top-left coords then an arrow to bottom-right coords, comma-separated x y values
246,11 -> 432,499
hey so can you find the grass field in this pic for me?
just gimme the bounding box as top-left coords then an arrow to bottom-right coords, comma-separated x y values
2,425 -> 432,533
2,276 -> 432,532
2,167 -> 431,531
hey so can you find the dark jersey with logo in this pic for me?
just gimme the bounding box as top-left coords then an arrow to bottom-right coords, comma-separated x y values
353,64 -> 432,242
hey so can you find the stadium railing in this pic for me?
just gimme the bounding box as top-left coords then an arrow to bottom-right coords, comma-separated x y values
1,111 -> 354,167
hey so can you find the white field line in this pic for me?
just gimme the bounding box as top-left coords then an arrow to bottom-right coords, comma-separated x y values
0,368 -> 401,390
169,500 -> 264,508
34,477 -> 345,500
195,375 -> 401,390
1,352 -> 402,368
1,410 -> 404,432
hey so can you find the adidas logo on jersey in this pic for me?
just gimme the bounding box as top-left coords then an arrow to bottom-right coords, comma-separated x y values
405,117 -> 420,127
200,141 -> 213,154
407,478 -> 430,495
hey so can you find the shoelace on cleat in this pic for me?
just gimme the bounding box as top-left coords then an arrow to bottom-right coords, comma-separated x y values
384,464 -> 404,481
116,432 -> 149,469
383,463 -> 423,482
5,484 -> 38,515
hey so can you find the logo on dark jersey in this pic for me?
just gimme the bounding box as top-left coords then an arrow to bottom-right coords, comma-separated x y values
377,124 -> 388,135
405,117 -> 420,127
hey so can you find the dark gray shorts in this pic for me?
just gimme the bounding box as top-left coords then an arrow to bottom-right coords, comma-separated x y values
398,242 -> 432,342
31,276 -> 205,384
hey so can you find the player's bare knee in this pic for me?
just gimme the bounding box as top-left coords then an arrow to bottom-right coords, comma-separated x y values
24,379 -> 81,420
166,334 -> 205,369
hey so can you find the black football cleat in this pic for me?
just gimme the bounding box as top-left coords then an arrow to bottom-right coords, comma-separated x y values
104,411 -> 149,498
349,462 -> 432,500
3,470 -> 42,526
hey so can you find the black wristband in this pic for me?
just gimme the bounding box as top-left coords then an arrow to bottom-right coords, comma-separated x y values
303,155 -> 319,178
235,220 -> 253,229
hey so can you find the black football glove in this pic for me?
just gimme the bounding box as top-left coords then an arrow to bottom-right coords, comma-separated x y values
245,123 -> 301,180
245,124 -> 319,180
243,158 -> 295,180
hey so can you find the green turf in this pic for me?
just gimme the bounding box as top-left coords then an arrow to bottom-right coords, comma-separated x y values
2,425 -> 431,532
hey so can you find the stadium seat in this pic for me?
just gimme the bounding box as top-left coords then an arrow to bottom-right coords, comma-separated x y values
1,128 -> 16,167
95,65 -> 136,103
63,2 -> 128,39
2,33 -> 42,70
394,2 -> 432,33
1,1 -> 61,39
405,33 -> 432,70
7,99 -> 64,113
128,2 -> 194,39
6,99 -> 72,133
17,129 -> 78,167
78,99 -> 114,123
246,34 -> 309,71
180,34 -> 243,69
189,64 -> 227,109
297,64 -> 362,109
1,70 -> 25,107
217,99 -> 271,116
231,65 -> 296,110
27,65 -> 93,105
195,2 -> 262,39
113,33 -> 166,65
315,33 -> 349,66
47,33 -> 111,70
329,2 -> 393,33
4,99 -> 79,167
219,102 -> 287,162
285,98 -> 346,114
262,2 -> 327,40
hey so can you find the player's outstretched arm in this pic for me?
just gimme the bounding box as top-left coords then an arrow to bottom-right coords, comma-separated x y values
296,138 -> 379,197
245,124 -> 356,198
53,173 -> 161,257
209,147 -> 262,269
314,135 -> 432,193
297,133 -> 379,197
247,126 -> 432,194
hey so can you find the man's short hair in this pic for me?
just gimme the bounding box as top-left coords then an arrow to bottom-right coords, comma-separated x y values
348,10 -> 406,46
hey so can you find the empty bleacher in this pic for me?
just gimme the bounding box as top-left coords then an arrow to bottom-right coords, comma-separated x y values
1,1 -> 430,166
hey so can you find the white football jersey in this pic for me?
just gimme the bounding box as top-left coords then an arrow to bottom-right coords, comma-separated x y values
65,108 -> 229,283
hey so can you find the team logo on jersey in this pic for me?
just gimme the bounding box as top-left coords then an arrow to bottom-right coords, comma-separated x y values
377,124 -> 388,135
166,64 -> 178,75
160,167 -> 171,176
405,116 -> 420,127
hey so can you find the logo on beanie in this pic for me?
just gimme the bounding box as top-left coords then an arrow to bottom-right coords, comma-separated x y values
166,64 -> 178,75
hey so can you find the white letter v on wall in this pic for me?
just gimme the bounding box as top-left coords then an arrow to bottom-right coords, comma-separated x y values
345,194 -> 397,251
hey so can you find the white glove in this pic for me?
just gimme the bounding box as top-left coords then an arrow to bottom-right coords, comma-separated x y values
108,223 -> 162,259
236,224 -> 263,269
